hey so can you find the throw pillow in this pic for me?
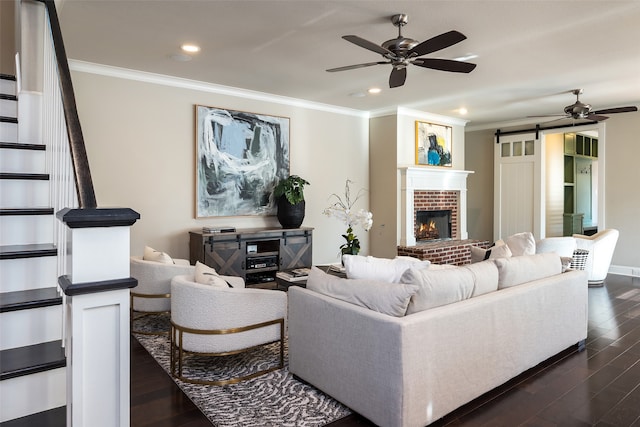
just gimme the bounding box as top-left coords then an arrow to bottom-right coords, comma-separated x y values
463,260 -> 499,297
306,267 -> 419,317
343,254 -> 431,283
470,244 -> 512,263
143,246 -> 174,264
494,252 -> 562,289
194,261 -> 229,288
400,267 -> 474,314
504,232 -> 536,256
536,237 -> 577,258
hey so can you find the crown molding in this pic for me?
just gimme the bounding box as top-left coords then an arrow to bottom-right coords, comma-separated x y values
68,60 -> 370,119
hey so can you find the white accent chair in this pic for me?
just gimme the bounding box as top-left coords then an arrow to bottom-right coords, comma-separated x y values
573,229 -> 619,286
129,256 -> 194,335
170,274 -> 287,385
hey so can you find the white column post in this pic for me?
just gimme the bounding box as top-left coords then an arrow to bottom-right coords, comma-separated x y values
57,208 -> 139,427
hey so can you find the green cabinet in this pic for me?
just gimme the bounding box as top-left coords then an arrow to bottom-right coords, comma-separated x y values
563,132 -> 597,236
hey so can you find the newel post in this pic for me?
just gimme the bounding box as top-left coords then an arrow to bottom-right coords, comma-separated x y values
56,208 -> 140,427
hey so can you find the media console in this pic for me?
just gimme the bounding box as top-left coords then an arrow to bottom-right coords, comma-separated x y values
189,227 -> 313,288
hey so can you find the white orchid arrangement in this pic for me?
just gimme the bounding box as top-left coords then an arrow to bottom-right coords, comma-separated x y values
323,179 -> 373,256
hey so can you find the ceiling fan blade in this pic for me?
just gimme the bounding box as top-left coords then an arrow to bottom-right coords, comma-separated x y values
408,30 -> 467,57
527,114 -> 568,118
592,106 -> 638,115
586,114 -> 609,121
342,35 -> 393,56
389,67 -> 407,88
326,61 -> 389,72
412,58 -> 477,73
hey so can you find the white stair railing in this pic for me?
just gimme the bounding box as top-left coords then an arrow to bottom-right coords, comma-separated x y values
42,19 -> 78,278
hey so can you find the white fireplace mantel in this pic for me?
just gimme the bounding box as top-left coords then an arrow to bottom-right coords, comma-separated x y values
399,167 -> 474,246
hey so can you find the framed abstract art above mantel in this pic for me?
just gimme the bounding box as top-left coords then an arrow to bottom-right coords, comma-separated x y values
195,105 -> 290,218
415,121 -> 452,167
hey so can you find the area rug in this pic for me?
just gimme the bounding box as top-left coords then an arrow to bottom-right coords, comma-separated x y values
134,314 -> 352,426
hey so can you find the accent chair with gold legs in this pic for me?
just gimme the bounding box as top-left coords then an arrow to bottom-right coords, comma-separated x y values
129,255 -> 195,335
169,274 -> 287,385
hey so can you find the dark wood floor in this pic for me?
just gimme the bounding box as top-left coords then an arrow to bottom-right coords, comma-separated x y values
131,274 -> 640,426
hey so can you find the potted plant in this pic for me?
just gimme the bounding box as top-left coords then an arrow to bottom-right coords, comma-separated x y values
273,175 -> 310,228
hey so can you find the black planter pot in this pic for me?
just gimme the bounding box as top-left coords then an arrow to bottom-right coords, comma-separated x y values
276,196 -> 305,228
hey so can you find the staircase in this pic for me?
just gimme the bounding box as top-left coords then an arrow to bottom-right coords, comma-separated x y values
0,74 -> 66,425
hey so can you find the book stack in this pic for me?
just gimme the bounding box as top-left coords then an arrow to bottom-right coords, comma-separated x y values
276,268 -> 310,283
202,226 -> 236,233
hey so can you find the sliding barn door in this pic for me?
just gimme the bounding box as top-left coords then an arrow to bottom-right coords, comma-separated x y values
494,133 -> 543,241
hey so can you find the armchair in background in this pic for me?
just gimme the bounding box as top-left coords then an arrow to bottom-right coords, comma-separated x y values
573,229 -> 619,286
129,255 -> 194,335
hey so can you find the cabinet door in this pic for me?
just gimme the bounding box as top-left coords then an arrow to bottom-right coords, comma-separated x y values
204,240 -> 245,277
280,232 -> 312,269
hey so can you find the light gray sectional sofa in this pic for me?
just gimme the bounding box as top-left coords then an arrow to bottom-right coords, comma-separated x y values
288,253 -> 588,427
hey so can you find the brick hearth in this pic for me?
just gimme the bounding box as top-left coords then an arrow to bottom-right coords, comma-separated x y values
397,239 -> 490,266
413,190 -> 459,239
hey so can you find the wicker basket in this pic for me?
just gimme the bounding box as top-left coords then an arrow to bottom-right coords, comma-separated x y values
570,249 -> 589,270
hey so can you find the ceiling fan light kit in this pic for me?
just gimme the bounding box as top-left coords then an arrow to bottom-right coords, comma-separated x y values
327,14 -> 477,88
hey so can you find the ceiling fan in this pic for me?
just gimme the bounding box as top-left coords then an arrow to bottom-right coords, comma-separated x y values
326,14 -> 476,88
530,89 -> 638,122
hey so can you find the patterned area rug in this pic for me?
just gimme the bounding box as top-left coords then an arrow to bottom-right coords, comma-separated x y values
134,314 -> 352,426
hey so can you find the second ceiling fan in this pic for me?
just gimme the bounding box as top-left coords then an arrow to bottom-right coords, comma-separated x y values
327,14 -> 477,88
530,89 -> 638,122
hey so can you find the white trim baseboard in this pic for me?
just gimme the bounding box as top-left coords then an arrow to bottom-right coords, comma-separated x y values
609,264 -> 640,278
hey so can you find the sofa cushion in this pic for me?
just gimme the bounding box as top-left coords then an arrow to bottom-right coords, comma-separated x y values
143,245 -> 174,264
400,267 -> 474,314
504,232 -> 536,256
494,252 -> 562,289
343,254 -> 430,283
194,261 -> 229,288
463,260 -> 499,297
306,267 -> 419,317
470,244 -> 512,263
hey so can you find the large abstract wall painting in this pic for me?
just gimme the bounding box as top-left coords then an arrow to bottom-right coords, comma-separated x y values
415,121 -> 452,167
196,105 -> 290,217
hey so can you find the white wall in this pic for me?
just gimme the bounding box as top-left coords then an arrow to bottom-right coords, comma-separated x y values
369,114 -> 398,258
71,67 -> 369,265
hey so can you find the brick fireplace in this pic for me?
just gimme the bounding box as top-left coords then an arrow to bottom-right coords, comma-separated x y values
398,167 -> 488,265
414,191 -> 458,241
398,167 -> 473,247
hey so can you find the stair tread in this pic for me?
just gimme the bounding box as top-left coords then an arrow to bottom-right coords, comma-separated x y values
0,208 -> 54,216
0,74 -> 16,81
0,142 -> 46,151
0,173 -> 49,180
0,94 -> 17,101
0,288 -> 62,313
0,340 -> 66,380
0,406 -> 66,427
0,243 -> 57,260
0,116 -> 18,124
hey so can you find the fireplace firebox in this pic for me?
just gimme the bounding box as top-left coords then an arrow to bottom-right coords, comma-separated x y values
415,210 -> 452,241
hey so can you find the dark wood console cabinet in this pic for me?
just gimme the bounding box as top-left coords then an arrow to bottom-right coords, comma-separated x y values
189,227 -> 313,287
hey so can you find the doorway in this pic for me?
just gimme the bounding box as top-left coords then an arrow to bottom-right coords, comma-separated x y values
544,128 -> 600,237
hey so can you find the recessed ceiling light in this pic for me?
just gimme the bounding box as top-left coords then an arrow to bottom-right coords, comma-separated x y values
458,107 -> 468,115
368,87 -> 382,94
181,44 -> 201,53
